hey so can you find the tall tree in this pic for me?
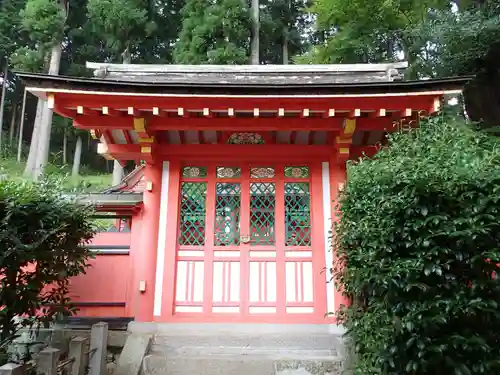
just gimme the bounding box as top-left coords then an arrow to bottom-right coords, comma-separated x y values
174,0 -> 251,64
0,0 -> 26,60
18,0 -> 68,179
299,0 -> 450,78
250,0 -> 259,64
71,134 -> 83,177
409,0 -> 500,128
87,0 -> 151,62
260,0 -> 311,64
87,0 -> 151,184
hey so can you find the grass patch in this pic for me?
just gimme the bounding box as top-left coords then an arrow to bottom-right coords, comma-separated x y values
0,157 -> 113,192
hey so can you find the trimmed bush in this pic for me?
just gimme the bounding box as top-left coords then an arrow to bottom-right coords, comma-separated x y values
0,178 -> 95,345
334,114 -> 500,374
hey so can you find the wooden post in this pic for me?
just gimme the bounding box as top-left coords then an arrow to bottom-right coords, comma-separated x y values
89,322 -> 108,375
69,337 -> 87,375
37,347 -> 61,375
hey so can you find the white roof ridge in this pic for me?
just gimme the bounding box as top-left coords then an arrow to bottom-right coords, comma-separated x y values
86,62 -> 408,74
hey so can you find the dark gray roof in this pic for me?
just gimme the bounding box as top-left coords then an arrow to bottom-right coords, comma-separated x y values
87,62 -> 408,85
17,72 -> 471,96
76,193 -> 143,206
101,165 -> 145,194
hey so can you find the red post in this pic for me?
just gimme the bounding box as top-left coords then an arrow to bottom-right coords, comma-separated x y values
134,162 -> 162,322
330,162 -> 350,313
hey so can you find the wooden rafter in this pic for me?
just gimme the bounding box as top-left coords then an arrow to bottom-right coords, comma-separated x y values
97,143 -> 378,161
52,93 -> 440,114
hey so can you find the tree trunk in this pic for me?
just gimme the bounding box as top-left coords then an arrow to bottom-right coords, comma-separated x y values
71,135 -> 82,177
30,0 -> 67,180
62,127 -> 67,165
109,47 -> 130,184
250,0 -> 260,64
8,103 -> 17,146
17,90 -> 27,162
32,41 -> 63,180
24,99 -> 44,175
112,160 -> 124,185
0,64 -> 8,151
282,32 -> 289,64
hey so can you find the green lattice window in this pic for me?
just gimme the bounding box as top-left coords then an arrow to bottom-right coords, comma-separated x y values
214,183 -> 241,246
250,182 -> 275,245
179,182 -> 207,245
285,183 -> 311,246
284,166 -> 309,178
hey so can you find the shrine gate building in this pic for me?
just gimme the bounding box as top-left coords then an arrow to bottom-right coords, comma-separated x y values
18,63 -> 468,326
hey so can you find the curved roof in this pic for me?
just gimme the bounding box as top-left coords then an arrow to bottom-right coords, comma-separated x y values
16,71 -> 471,96
86,61 -> 409,85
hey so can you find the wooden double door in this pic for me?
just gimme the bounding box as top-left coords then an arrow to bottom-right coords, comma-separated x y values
173,163 -> 326,322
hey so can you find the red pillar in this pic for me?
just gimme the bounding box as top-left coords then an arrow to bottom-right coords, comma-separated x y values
134,162 -> 162,322
126,210 -> 143,318
330,161 -> 350,313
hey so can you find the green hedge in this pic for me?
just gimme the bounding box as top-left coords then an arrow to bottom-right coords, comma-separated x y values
334,114 -> 500,374
0,178 -> 95,355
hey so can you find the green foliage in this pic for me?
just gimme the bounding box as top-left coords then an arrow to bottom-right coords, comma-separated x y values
87,0 -> 150,56
0,0 -> 26,60
334,114 -> 500,374
0,178 -> 95,342
260,0 -> 312,64
9,47 -> 44,72
174,0 -> 251,64
410,2 -> 500,77
20,0 -> 66,47
303,0 -> 450,76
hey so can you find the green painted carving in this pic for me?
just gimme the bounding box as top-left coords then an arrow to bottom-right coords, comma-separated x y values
227,132 -> 265,144
216,167 -> 242,178
250,167 -> 275,178
182,166 -> 207,178
284,166 -> 309,178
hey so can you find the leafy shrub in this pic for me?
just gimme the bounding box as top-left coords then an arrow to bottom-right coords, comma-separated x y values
0,178 -> 95,346
334,114 -> 500,374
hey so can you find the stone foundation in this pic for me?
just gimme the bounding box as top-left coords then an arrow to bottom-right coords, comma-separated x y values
126,323 -> 352,375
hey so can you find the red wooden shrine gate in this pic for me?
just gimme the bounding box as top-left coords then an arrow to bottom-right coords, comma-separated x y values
174,163 -> 327,322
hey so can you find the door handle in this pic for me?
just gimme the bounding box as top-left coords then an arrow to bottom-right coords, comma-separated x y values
240,234 -> 250,244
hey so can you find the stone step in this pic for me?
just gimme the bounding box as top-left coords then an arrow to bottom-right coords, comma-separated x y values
149,345 -> 337,358
131,323 -> 351,375
142,353 -> 346,375
151,333 -> 344,353
129,322 -> 346,336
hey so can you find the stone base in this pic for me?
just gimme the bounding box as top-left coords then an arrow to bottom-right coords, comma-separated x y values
127,323 -> 351,375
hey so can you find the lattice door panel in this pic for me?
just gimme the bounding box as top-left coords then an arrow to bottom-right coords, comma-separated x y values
174,164 -> 320,321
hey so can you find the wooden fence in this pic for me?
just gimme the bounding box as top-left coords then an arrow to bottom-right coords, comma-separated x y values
0,322 -> 110,375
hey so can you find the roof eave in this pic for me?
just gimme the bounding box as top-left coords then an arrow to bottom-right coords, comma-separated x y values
14,71 -> 474,92
77,193 -> 143,208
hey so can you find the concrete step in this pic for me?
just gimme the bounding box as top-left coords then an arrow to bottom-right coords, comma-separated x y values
151,333 -> 344,354
150,345 -> 337,357
130,323 -> 351,375
142,353 -> 346,375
